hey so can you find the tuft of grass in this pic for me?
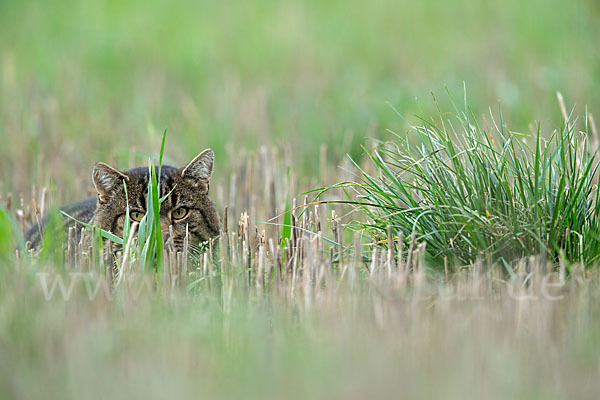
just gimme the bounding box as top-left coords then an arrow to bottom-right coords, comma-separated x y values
321,95 -> 600,267
137,129 -> 167,273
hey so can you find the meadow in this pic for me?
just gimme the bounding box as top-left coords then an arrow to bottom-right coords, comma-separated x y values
1,0 -> 600,398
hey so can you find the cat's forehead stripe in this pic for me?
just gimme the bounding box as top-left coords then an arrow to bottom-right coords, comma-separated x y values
141,184 -> 148,209
171,190 -> 179,208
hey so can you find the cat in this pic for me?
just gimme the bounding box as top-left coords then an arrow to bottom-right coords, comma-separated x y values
25,149 -> 220,253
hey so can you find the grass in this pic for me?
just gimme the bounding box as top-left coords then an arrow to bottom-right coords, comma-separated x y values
3,129 -> 600,398
1,0 -> 599,196
319,93 -> 600,267
2,202 -> 600,398
1,0 -> 600,398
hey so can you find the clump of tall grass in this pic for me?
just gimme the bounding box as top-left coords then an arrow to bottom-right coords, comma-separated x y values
321,95 -> 600,267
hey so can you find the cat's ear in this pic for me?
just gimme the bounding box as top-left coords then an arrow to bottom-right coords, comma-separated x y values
92,162 -> 129,203
181,149 -> 214,182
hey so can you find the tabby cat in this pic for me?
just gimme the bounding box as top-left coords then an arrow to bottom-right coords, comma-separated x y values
26,149 -> 220,252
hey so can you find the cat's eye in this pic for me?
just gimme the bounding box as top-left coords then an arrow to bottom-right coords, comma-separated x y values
172,207 -> 188,220
130,211 -> 145,222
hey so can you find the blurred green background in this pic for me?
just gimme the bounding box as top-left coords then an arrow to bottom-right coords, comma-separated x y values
1,3 -> 600,399
0,0 -> 598,197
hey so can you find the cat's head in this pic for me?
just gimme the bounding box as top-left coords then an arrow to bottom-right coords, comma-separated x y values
91,149 -> 220,252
